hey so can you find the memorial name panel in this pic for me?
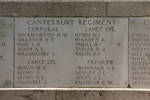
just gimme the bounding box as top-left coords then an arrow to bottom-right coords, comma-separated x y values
14,18 -> 128,88
129,17 -> 150,88
0,17 -> 13,88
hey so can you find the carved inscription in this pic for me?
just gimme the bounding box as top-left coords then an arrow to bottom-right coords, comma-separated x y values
129,18 -> 150,88
14,18 -> 128,87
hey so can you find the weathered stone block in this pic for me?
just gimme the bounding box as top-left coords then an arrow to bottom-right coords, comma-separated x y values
107,2 -> 150,16
0,2 -> 106,17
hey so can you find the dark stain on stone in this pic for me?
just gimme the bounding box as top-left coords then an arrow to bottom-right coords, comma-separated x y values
127,84 -> 131,88
0,56 -> 3,60
32,90 -> 45,94
117,42 -> 121,46
99,92 -> 103,96
20,94 -> 34,100
84,93 -> 87,97
20,95 -> 30,99
2,80 -> 11,88
40,90 -> 44,93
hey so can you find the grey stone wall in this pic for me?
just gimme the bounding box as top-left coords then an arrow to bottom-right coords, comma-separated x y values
0,1 -> 150,100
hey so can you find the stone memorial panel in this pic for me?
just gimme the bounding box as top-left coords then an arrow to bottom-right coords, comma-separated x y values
0,17 -> 13,88
129,17 -> 150,88
14,18 -> 128,88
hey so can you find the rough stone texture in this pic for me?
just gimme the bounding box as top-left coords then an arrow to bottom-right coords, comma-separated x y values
0,2 -> 106,17
0,90 -> 150,100
0,90 -> 55,100
1,2 -> 150,17
0,0 -> 149,2
56,90 -> 150,100
0,0 -> 105,1
107,0 -> 150,2
107,2 -> 150,16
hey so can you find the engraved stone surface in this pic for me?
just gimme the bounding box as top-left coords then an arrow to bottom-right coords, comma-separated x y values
14,18 -> 128,88
129,17 -> 150,88
2,17 -> 150,88
0,17 -> 13,88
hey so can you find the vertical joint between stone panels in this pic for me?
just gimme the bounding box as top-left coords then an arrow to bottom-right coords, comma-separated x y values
106,2 -> 108,16
128,17 -> 130,88
55,91 -> 57,100
13,17 -> 15,88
